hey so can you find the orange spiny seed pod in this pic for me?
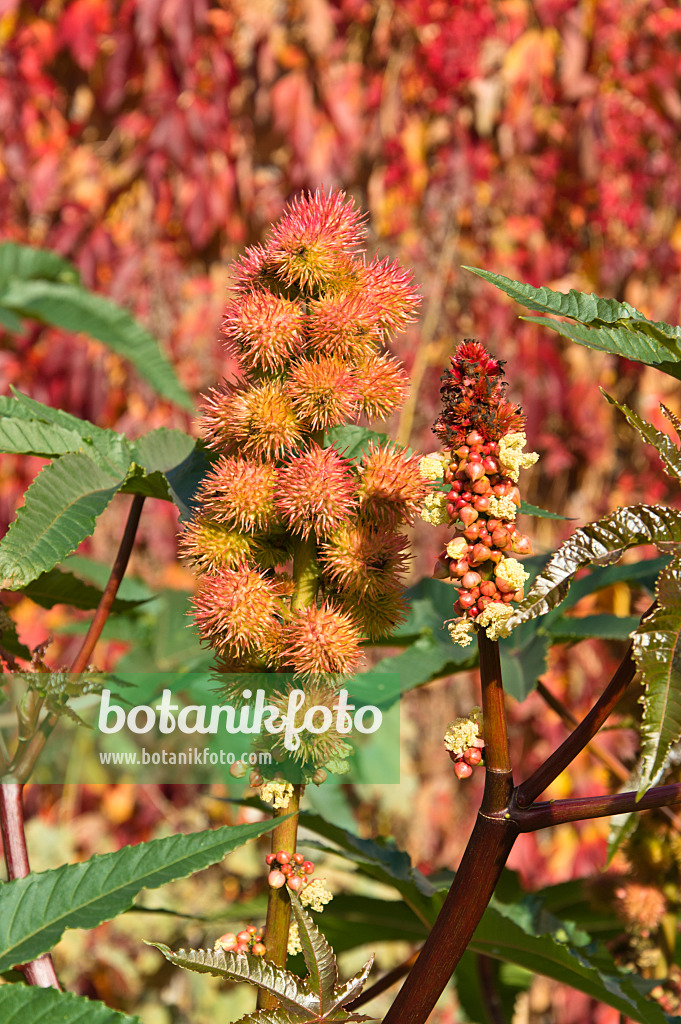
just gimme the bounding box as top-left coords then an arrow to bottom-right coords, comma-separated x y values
222,291 -> 305,372
193,565 -> 284,658
286,355 -> 359,430
275,444 -> 357,539
357,443 -> 430,528
352,351 -> 409,420
319,523 -> 410,599
281,602 -> 363,677
197,457 -> 277,533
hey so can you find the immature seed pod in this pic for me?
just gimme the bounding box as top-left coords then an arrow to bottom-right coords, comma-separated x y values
303,860 -> 315,874
287,875 -> 304,892
454,761 -> 473,779
249,770 -> 263,787
252,942 -> 267,956
312,768 -> 327,785
229,761 -> 247,779
268,870 -> 286,888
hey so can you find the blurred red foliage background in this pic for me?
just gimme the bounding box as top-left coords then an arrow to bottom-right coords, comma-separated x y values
2,3 -> 681,1020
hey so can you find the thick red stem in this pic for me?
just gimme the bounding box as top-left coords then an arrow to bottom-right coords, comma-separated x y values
0,784 -> 60,988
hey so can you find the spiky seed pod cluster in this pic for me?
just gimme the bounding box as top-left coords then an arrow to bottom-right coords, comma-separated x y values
421,342 -> 538,647
181,190 -> 426,782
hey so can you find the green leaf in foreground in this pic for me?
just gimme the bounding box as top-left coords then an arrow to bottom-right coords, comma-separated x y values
0,985 -> 142,1024
603,393 -> 681,486
0,272 -> 192,408
150,892 -> 375,1023
508,504 -> 681,627
324,425 -> 389,464
635,556 -> 681,795
0,818 -> 285,973
463,266 -> 681,379
0,452 -> 129,588
17,566 -> 145,612
470,898 -> 675,1024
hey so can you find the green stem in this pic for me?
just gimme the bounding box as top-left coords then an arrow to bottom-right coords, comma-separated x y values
257,531 -> 319,1010
257,785 -> 304,1011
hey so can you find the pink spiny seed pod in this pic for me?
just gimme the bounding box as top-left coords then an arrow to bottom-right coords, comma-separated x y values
459,505 -> 478,527
461,571 -> 482,589
464,748 -> 483,766
268,870 -> 286,888
454,761 -> 473,779
303,861 -> 315,874
287,875 -> 304,892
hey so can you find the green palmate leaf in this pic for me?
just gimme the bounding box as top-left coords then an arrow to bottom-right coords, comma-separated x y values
635,556 -> 681,794
0,241 -> 80,284
231,1011 -> 312,1024
519,499 -> 572,520
604,392 -> 681,485
0,452 -> 129,588
509,505 -> 681,627
148,942 -> 320,1017
470,898 -> 674,1024
464,267 -> 681,379
290,893 -> 338,1009
123,428 -> 198,501
17,566 -> 145,612
522,318 -> 681,380
0,269 -> 192,408
324,425 -> 389,464
0,818 -> 284,972
0,416 -> 87,458
0,985 -> 142,1023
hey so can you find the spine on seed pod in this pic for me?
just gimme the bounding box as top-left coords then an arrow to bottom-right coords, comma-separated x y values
419,340 -> 538,649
